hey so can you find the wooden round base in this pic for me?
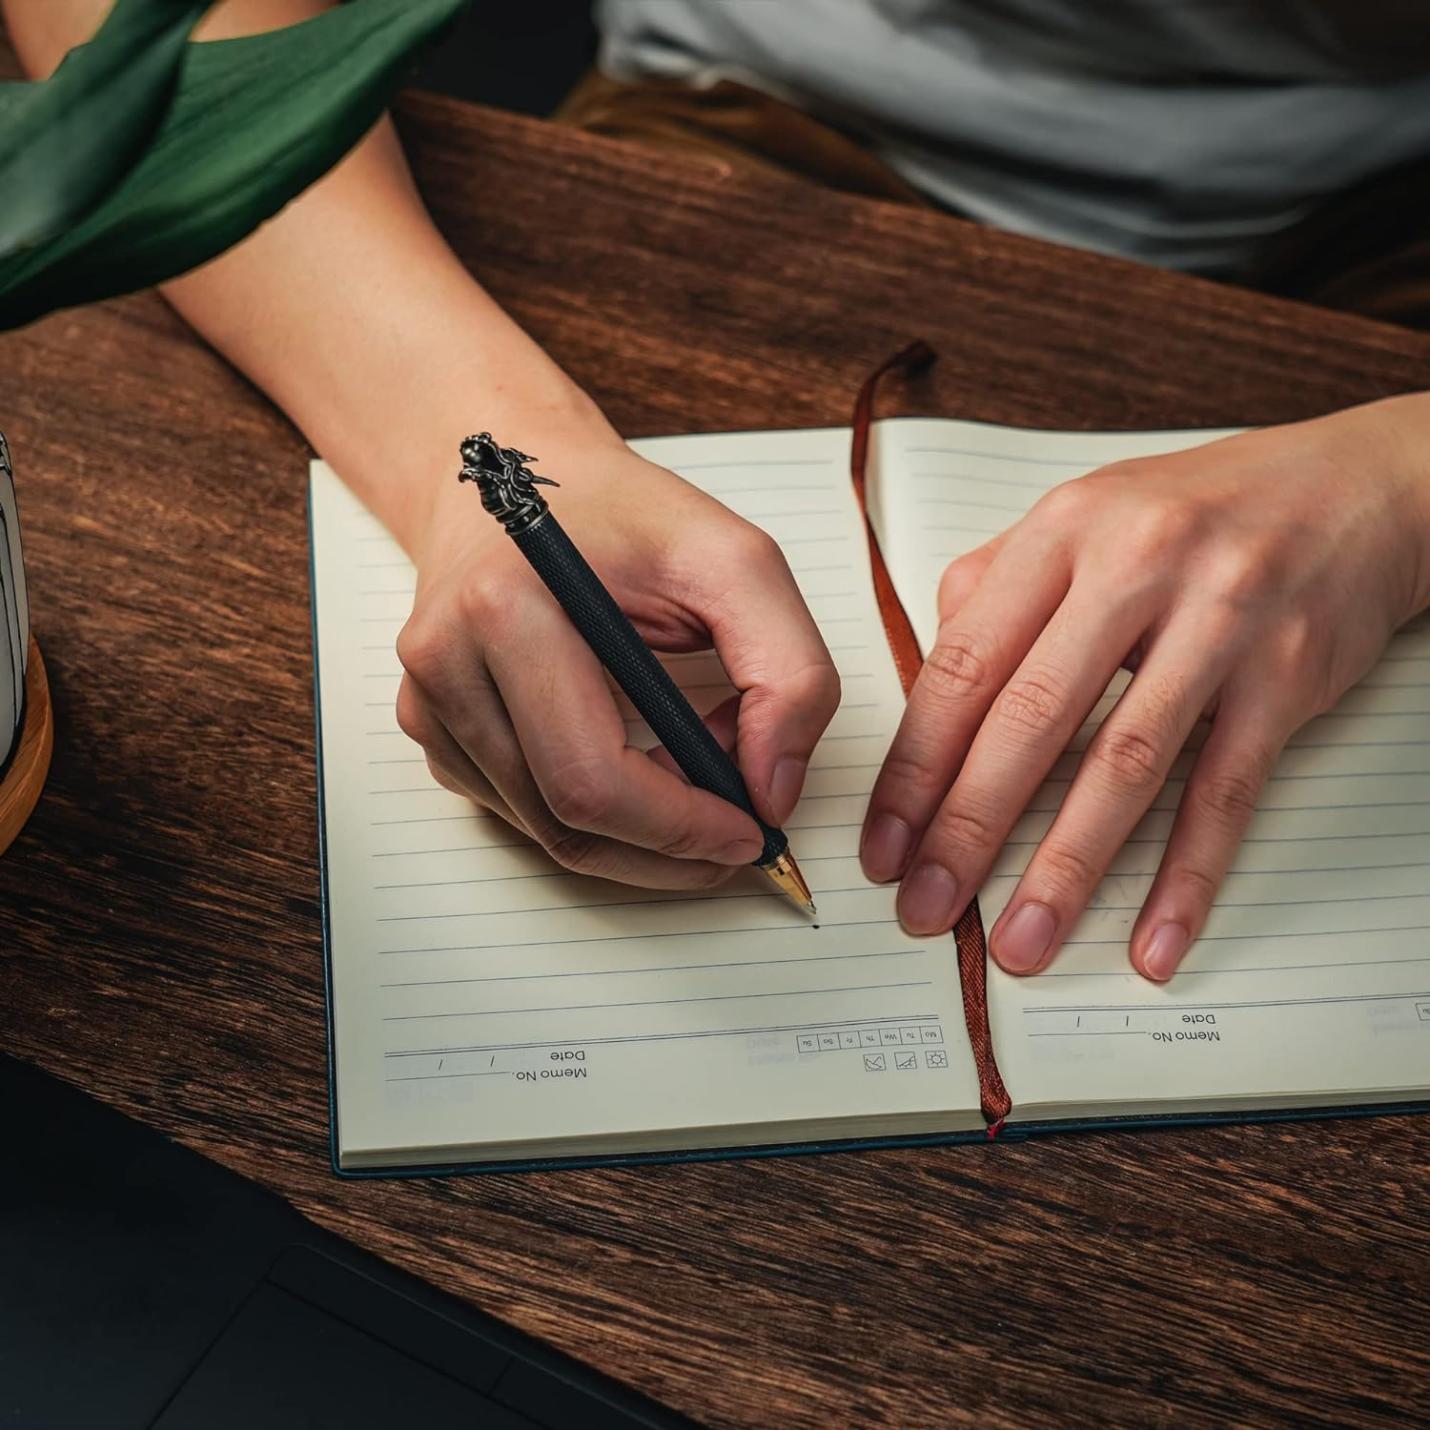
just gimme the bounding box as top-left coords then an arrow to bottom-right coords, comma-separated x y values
0,638 -> 53,858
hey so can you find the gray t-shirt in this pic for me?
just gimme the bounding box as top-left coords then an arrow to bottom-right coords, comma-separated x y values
597,1 -> 1430,277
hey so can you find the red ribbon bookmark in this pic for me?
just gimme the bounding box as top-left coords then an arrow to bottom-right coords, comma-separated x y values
849,341 -> 1013,1128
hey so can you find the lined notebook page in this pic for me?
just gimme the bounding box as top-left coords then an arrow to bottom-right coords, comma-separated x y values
312,428 -> 980,1169
872,417 -> 1430,1117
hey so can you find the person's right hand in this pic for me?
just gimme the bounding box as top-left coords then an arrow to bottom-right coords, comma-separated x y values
394,430 -> 841,890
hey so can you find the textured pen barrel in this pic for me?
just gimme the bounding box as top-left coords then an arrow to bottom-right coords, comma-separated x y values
513,513 -> 788,867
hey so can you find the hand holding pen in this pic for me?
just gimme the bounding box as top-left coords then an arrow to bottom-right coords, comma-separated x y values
457,433 -> 818,911
392,427 -> 839,896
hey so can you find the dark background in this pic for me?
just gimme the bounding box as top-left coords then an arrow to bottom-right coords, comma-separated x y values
414,0 -> 599,115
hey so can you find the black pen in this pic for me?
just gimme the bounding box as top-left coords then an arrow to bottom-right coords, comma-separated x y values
458,432 -> 815,916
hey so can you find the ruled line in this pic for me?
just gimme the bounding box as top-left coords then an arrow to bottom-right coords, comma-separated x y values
999,828 -> 1430,849
376,883 -> 883,922
378,915 -> 903,957
372,840 -> 532,858
371,814 -> 487,827
1039,954 -> 1430,980
1036,769 -> 1430,787
1021,989 -> 1430,1014
916,496 -> 1030,515
381,980 -> 934,1022
1061,923 -> 1430,947
985,858 -> 1430,880
1087,891 -> 1428,912
906,446 -> 1092,467
1028,1030 -> 1146,1038
378,869 -> 579,890
925,521 -> 1008,536
908,469 -> 1060,492
380,947 -> 920,989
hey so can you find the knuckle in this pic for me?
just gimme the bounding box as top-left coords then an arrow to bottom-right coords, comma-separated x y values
877,742 -> 945,794
1192,763 -> 1267,829
730,520 -> 783,568
1117,503 -> 1201,568
929,801 -> 998,857
1206,537 -> 1282,608
920,630 -> 993,705
1032,841 -> 1099,896
810,658 -> 843,717
395,619 -> 443,686
1034,475 -> 1095,527
1168,859 -> 1222,908
542,824 -> 603,875
1271,610 -> 1326,683
456,572 -> 510,630
937,553 -> 985,618
423,754 -> 463,796
762,658 -> 841,729
1096,457 -> 1149,480
655,819 -> 713,861
394,677 -> 433,745
995,671 -> 1065,736
1275,615 -> 1335,713
687,862 -> 739,892
1276,612 -> 1316,669
544,756 -> 617,830
1091,724 -> 1167,792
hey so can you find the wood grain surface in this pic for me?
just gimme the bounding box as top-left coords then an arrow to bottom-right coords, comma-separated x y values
0,81 -> 1427,1427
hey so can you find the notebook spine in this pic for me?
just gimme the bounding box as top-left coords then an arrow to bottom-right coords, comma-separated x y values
850,341 -> 1013,1128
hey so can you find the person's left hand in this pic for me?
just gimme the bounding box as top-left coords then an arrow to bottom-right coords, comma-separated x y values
859,394 -> 1430,981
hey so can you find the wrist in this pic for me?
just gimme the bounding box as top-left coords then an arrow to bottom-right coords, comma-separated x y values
411,384 -> 624,569
296,281 -> 620,554
1369,391 -> 1430,618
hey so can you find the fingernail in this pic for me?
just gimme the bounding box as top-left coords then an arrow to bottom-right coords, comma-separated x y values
898,864 -> 960,935
1142,922 -> 1188,982
861,813 -> 912,883
993,902 -> 1057,973
770,756 -> 807,823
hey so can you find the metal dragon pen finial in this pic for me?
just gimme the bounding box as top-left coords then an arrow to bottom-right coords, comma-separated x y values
458,431 -> 560,534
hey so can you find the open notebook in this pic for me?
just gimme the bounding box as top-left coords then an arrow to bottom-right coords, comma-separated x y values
310,420 -> 1430,1173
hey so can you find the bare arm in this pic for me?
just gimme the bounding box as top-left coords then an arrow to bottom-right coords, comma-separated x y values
2,0 -> 839,884
4,0 -> 607,551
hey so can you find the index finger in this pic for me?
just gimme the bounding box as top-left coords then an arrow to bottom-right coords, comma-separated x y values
860,539 -> 1070,884
487,601 -> 767,865
701,524 -> 842,825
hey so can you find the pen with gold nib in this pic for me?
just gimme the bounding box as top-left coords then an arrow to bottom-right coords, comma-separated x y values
459,433 -> 815,915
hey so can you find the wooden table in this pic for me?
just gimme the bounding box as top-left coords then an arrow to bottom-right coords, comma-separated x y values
1,84 -> 1427,1428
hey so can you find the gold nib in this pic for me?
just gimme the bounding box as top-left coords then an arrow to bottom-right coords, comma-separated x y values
760,850 -> 817,917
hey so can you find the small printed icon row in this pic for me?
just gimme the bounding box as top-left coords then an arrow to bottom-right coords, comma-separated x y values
861,1050 -> 949,1072
795,1026 -> 943,1054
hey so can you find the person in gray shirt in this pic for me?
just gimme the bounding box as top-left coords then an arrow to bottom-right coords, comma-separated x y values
582,1 -> 1430,317
8,0 -> 1429,985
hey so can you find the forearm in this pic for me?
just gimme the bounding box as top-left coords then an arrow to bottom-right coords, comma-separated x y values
3,0 -> 612,552
159,111 -> 612,553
